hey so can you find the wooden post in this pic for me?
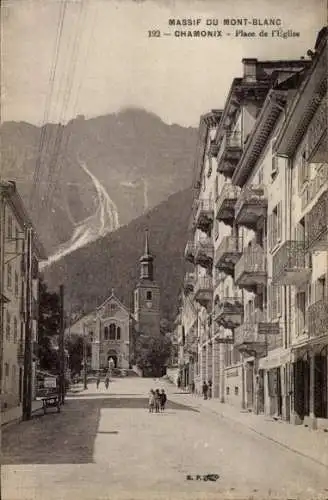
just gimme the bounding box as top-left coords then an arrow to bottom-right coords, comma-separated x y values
59,285 -> 65,405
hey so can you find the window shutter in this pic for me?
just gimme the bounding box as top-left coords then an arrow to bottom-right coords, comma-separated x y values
268,214 -> 272,251
277,202 -> 282,242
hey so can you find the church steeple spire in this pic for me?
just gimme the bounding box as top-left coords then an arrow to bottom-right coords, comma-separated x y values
139,229 -> 154,281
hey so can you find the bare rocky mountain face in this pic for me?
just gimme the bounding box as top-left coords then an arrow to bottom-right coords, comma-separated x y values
0,109 -> 197,257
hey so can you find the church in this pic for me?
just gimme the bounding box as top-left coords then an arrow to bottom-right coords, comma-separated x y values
66,230 -> 161,371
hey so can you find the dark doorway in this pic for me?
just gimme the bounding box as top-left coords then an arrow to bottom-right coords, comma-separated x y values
294,358 -> 310,420
107,354 -> 118,368
314,354 -> 327,418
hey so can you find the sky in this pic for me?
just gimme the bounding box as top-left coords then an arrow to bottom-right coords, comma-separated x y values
1,0 -> 325,128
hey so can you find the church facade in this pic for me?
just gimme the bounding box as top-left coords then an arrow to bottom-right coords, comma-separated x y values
66,231 -> 161,372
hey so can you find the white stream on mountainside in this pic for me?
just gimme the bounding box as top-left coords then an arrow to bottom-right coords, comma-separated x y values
41,159 -> 120,269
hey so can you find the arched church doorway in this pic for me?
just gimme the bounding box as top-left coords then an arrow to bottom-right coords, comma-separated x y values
107,351 -> 118,368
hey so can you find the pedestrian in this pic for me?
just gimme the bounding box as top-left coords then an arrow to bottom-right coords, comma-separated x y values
177,376 -> 181,389
96,374 -> 101,389
105,375 -> 110,390
159,389 -> 167,412
208,379 -> 212,399
149,389 -> 155,413
155,389 -> 160,413
202,381 -> 208,400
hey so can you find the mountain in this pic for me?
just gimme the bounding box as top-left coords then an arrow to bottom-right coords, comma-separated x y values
43,188 -> 194,325
0,109 -> 197,254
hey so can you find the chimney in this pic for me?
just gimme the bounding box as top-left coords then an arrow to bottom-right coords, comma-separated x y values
242,58 -> 258,82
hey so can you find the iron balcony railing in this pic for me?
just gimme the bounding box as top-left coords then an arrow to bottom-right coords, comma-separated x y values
184,272 -> 195,293
308,299 -> 328,338
301,164 -> 328,211
215,236 -> 242,266
235,184 -> 268,226
194,276 -> 213,293
234,246 -> 266,284
195,238 -> 214,265
184,241 -> 196,261
307,189 -> 328,251
214,297 -> 243,328
216,184 -> 240,222
272,240 -> 310,285
234,310 -> 279,347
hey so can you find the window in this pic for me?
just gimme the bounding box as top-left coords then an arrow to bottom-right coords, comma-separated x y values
295,217 -> 307,245
89,331 -> 94,342
104,326 -> 109,340
146,291 -> 152,301
269,285 -> 283,320
298,148 -> 309,190
15,272 -> 19,297
316,276 -> 326,302
268,202 -> 282,250
296,291 -> 306,334
234,386 -> 239,396
5,363 -> 9,377
13,316 -> 18,343
6,311 -> 11,340
7,215 -> 13,239
109,323 -> 116,340
7,263 -> 12,289
116,326 -> 121,341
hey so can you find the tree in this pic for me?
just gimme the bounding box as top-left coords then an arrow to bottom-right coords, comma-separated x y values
37,279 -> 61,372
134,333 -> 172,377
65,334 -> 91,376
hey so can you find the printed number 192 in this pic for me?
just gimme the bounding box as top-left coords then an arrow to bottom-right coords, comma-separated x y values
148,30 -> 160,37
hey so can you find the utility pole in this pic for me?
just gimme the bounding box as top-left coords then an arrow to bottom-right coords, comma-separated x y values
59,284 -> 65,405
22,226 -> 32,421
83,328 -> 88,390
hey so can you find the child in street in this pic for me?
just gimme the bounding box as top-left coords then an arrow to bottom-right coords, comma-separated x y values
149,389 -> 155,413
159,389 -> 167,412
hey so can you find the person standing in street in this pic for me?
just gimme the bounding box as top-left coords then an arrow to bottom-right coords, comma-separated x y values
105,375 -> 110,390
208,379 -> 212,399
96,374 -> 101,390
149,389 -> 155,413
159,389 -> 167,412
202,381 -> 208,400
155,389 -> 160,413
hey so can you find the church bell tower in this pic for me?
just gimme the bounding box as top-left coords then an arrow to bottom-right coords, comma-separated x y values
134,230 -> 160,336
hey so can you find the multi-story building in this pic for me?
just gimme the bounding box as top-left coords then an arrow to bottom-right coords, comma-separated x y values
178,27 -> 327,428
273,26 -> 327,428
0,181 -> 46,412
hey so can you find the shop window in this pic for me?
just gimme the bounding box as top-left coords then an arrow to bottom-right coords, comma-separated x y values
234,386 -> 239,396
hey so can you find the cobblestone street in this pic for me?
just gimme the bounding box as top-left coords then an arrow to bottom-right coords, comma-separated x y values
2,378 -> 328,500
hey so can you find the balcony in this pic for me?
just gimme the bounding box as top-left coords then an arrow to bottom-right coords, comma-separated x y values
214,236 -> 242,276
194,199 -> 214,233
307,190 -> 328,251
194,276 -> 213,308
215,184 -> 240,225
235,185 -> 268,229
214,297 -> 243,330
184,241 -> 195,264
234,311 -> 280,354
214,327 -> 234,344
272,241 -> 311,286
308,299 -> 328,338
235,246 -> 267,291
217,131 -> 243,177
183,272 -> 195,294
194,238 -> 214,269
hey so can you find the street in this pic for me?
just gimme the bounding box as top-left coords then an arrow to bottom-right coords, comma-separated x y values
2,377 -> 328,500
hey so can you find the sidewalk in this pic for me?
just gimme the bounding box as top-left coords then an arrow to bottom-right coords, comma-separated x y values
1,399 -> 43,427
168,389 -> 328,469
